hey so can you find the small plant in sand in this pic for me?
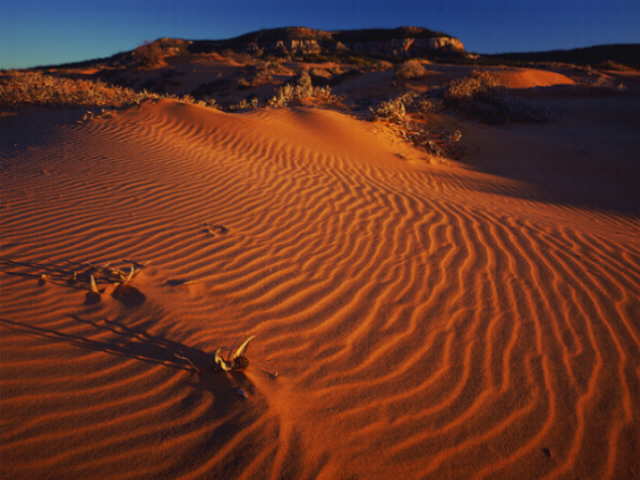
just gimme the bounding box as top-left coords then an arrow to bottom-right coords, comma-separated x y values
51,260 -> 147,305
109,265 -> 146,306
213,336 -> 255,372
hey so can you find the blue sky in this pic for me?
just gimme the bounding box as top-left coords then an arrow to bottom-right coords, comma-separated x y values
2,0 -> 639,69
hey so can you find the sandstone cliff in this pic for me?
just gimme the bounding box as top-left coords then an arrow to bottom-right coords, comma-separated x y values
191,26 -> 465,59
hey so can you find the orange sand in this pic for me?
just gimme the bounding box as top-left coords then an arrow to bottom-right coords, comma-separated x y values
486,67 -> 575,89
1,99 -> 639,479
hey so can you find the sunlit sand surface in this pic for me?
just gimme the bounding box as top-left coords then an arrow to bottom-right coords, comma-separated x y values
1,97 -> 639,479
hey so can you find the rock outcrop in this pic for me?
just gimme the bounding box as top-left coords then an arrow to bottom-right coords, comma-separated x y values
191,26 -> 465,59
348,37 -> 465,57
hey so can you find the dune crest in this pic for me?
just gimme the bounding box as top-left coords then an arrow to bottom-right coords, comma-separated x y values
1,100 -> 639,479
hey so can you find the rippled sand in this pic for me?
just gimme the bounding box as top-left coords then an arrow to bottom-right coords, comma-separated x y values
1,99 -> 639,479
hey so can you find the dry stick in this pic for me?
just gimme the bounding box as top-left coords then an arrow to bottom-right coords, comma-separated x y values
203,223 -> 217,236
174,353 -> 199,372
89,274 -> 100,294
203,222 -> 228,235
125,265 -> 136,283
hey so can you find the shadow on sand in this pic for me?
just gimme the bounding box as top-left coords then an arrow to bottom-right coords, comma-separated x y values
0,312 -> 256,408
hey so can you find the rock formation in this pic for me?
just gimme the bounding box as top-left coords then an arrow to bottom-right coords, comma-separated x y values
191,26 -> 465,59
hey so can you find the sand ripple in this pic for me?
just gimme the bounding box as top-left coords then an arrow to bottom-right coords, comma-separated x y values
1,101 -> 638,479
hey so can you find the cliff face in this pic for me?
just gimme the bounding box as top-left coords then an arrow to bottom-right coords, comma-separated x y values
347,36 -> 465,57
197,26 -> 465,59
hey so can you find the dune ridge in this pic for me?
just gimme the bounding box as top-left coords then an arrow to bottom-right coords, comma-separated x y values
1,100 -> 639,479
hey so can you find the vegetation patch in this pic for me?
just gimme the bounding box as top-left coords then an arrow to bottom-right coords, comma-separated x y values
394,59 -> 427,80
266,70 -> 341,108
369,92 -> 462,158
444,71 -> 551,124
0,71 -> 159,108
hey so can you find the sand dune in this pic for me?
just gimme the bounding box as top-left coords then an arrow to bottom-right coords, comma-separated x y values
1,100 -> 639,479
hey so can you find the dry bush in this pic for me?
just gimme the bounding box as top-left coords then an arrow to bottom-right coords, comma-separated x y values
0,71 -> 197,109
444,71 -> 499,103
394,59 -> 427,80
371,92 -> 448,121
228,96 -> 260,111
0,71 -> 154,107
415,97 -> 444,115
444,71 -> 550,124
369,94 -> 414,123
369,92 -> 463,158
267,70 -> 340,108
370,92 -> 446,123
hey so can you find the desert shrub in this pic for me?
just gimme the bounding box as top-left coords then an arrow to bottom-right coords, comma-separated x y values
394,59 -> 427,80
369,92 -> 419,123
370,96 -> 407,123
444,71 -> 499,103
444,71 -> 550,124
370,92 -> 447,123
0,71 -> 198,109
228,96 -> 260,111
0,71 -> 154,107
415,97 -> 444,115
266,70 -> 340,108
202,96 -> 219,108
368,92 -> 464,158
